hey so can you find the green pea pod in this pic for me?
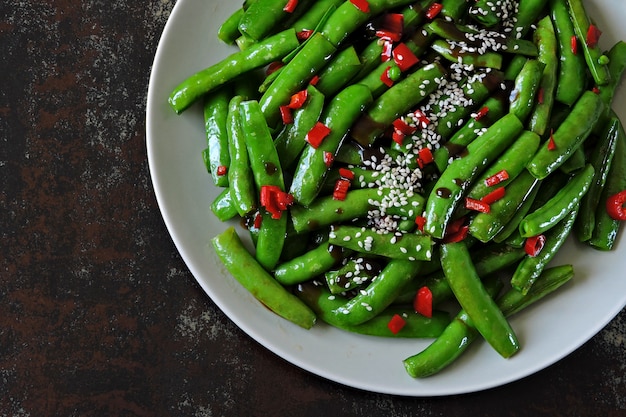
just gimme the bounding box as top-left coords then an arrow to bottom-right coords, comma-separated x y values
169,29 -> 300,114
431,39 -> 503,69
493,183 -> 540,243
566,0 -> 611,86
239,0 -> 295,41
290,0 -> 344,32
211,188 -> 238,222
527,90 -> 605,180
550,0 -> 586,106
274,240 -> 351,285
295,282 -> 450,338
240,100 -> 287,270
203,87 -> 232,187
315,46 -> 362,97
212,227 -> 316,329
423,113 -> 524,239
351,62 -> 446,146
227,96 -> 257,217
259,32 -> 337,127
440,0 -> 470,21
290,84 -> 373,206
598,41 -> 626,121
520,164 -> 594,238
218,7 -> 244,45
513,0 -> 548,38
511,206 -> 579,294
510,59 -> 545,123
574,116 -> 620,242
274,85 -> 326,169
528,16 -> 558,136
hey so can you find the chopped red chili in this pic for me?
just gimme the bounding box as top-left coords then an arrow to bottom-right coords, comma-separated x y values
339,168 -> 355,180
413,286 -> 433,318
288,89 -> 308,109
413,110 -> 430,129
266,61 -> 284,75
465,197 -> 490,213
442,217 -> 469,243
524,234 -> 546,257
260,185 -> 294,219
415,215 -> 426,232
387,313 -> 407,334
548,130 -> 557,150
283,0 -> 298,13
485,169 -> 509,187
474,106 -> 489,121
418,147 -> 434,166
538,87 -> 544,104
392,118 -> 416,136
349,0 -> 370,13
305,122 -> 331,149
425,2 -> 443,19
605,190 -> 626,221
376,13 -> 404,42
309,75 -> 320,86
333,179 -> 351,201
392,43 -> 419,72
253,212 -> 263,229
216,165 -> 228,176
592,86 -> 600,94
380,66 -> 395,87
297,29 -> 313,41
481,186 -> 506,205
323,151 -> 334,167
571,35 -> 578,55
280,105 -> 294,124
392,129 -> 405,145
381,39 -> 393,62
586,24 -> 602,48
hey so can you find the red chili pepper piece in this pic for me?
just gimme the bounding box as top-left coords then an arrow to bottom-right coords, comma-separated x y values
413,110 -> 430,129
266,61 -> 284,75
297,29 -> 313,41
306,122 -> 331,149
524,234 -> 546,257
333,179 -> 351,201
380,66 -> 395,87
485,169 -> 509,187
465,197 -> 490,213
415,215 -> 426,232
376,13 -> 404,42
392,43 -> 419,72
323,151 -> 334,167
253,212 -> 263,229
283,0 -> 298,13
216,165 -> 228,176
425,2 -> 443,19
387,313 -> 407,334
571,35 -> 578,55
392,129 -> 405,145
442,225 -> 469,243
413,286 -> 433,318
279,105 -> 294,124
547,130 -> 557,151
350,0 -> 370,13
309,75 -> 320,86
474,106 -> 489,121
586,24 -> 602,48
481,186 -> 506,205
381,39 -> 393,62
592,86 -> 600,94
260,185 -> 293,219
288,89 -> 308,109
392,118 -> 417,135
606,190 -> 626,221
339,168 -> 355,180
538,87 -> 544,104
418,148 -> 434,166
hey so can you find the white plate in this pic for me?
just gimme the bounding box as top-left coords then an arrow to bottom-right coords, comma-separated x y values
147,0 -> 626,396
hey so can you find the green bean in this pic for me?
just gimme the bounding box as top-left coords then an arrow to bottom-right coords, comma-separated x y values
240,100 -> 287,270
203,87 -> 232,187
598,41 -> 626,120
519,163 -> 594,238
470,170 -> 542,243
274,240 -> 351,285
314,46 -> 362,97
259,32 -> 337,127
328,225 -> 433,261
513,0 -> 548,39
588,118 -> 626,251
528,16 -> 558,136
430,39 -> 503,69
351,62 -> 446,146
550,0 -> 586,106
469,0 -> 501,27
329,259 -> 423,326
509,59 -> 545,123
239,0 -> 295,41
559,145 -> 587,174
527,90 -> 605,180
440,0 -> 470,21
423,113 -> 524,239
566,0 -> 611,86
290,84 -> 373,206
290,0 -> 344,32
212,227 -> 316,329
274,85 -> 325,169
493,182 -> 540,243
503,55 -> 528,80
295,282 -> 450,338
325,254 -> 382,294
511,205 -> 579,294
169,29 -> 300,114
574,116 -> 620,242
218,8 -> 244,45
440,241 -> 520,358
227,96 -> 257,217
211,188 -> 239,222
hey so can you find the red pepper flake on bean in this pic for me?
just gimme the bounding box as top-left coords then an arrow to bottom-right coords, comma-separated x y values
350,0 -> 370,13
279,105 -> 294,124
547,130 -> 557,150
425,2 -> 443,20
216,165 -> 228,176
381,39 -> 393,62
586,24 -> 602,48
465,197 -> 490,213
333,178 -> 351,201
485,169 -> 509,187
266,61 -> 284,75
387,313 -> 406,334
606,190 -> 626,221
297,29 -> 313,41
376,13 -> 404,42
305,122 -> 331,149
309,75 -> 320,86
413,286 -> 433,318
288,89 -> 308,109
323,151 -> 334,167
260,185 -> 294,219
392,43 -> 419,72
481,186 -> 506,205
473,106 -> 490,121
524,234 -> 546,257
380,66 -> 395,87
283,0 -> 298,13
415,215 -> 427,232
571,35 -> 578,55
442,217 -> 469,243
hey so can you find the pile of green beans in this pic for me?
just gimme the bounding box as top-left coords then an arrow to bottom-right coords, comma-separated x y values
169,0 -> 626,378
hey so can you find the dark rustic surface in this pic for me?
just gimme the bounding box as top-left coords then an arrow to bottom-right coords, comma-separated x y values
1,1 -> 624,416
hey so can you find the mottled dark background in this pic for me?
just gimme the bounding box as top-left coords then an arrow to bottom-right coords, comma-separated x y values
0,1 -> 624,416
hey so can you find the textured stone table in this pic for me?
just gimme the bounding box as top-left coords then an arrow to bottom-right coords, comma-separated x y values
1,1 -> 624,416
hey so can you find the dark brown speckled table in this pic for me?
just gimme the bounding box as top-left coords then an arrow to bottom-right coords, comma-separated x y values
1,1 -> 625,416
